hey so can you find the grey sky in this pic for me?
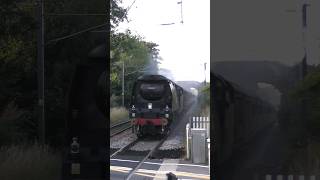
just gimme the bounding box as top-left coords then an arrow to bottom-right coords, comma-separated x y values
213,0 -> 320,66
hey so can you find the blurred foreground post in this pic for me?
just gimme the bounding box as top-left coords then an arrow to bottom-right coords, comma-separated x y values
37,0 -> 45,144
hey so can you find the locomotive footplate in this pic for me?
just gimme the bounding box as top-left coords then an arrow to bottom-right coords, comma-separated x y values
133,118 -> 168,126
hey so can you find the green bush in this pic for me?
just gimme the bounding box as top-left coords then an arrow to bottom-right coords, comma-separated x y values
285,142 -> 320,174
110,94 -> 120,107
286,68 -> 320,136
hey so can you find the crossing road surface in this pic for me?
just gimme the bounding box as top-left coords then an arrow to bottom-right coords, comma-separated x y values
110,157 -> 210,180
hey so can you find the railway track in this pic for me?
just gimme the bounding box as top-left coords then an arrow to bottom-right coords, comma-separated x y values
127,130 -> 170,180
110,128 -> 171,180
110,119 -> 132,137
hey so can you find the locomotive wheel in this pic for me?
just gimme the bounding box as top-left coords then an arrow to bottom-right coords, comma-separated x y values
159,126 -> 170,138
136,125 -> 144,138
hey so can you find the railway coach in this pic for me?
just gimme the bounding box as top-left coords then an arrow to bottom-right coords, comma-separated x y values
212,73 -> 277,167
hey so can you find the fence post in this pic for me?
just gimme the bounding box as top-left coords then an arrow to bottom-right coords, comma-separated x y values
186,123 -> 190,159
207,138 -> 210,167
192,117 -> 195,128
196,117 -> 199,128
207,117 -> 210,138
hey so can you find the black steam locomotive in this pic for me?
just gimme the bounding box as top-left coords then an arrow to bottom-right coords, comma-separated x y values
212,73 -> 277,166
129,74 -> 195,137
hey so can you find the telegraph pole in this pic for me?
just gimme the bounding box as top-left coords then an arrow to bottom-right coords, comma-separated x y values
122,61 -> 124,107
37,0 -> 45,144
301,2 -> 309,79
301,3 -> 309,171
204,62 -> 207,85
177,0 -> 183,24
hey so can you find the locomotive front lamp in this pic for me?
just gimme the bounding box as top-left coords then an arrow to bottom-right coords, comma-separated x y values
165,105 -> 169,111
148,103 -> 152,109
165,113 -> 169,118
131,113 -> 135,117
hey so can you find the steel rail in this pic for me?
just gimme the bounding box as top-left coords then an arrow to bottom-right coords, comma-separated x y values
110,119 -> 131,129
110,126 -> 132,137
110,138 -> 140,158
125,130 -> 170,180
110,119 -> 132,137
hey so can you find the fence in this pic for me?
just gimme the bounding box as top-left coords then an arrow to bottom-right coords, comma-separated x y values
186,116 -> 210,165
189,116 -> 210,137
257,174 -> 319,180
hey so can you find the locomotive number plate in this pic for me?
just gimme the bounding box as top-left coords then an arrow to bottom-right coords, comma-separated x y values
71,163 -> 80,174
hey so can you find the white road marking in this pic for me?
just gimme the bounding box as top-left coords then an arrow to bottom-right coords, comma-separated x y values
110,158 -> 209,168
110,158 -> 139,163
110,165 -> 210,179
266,174 -> 272,180
276,175 -> 283,180
153,159 -> 179,180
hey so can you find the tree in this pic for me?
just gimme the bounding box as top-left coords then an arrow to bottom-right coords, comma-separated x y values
289,66 -> 320,137
110,0 -> 127,30
0,0 -> 108,145
110,30 -> 160,107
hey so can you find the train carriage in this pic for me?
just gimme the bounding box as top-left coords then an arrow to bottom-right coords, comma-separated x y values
212,73 -> 277,167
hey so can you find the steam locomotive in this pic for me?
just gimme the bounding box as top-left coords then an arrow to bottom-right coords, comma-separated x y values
129,74 -> 195,137
212,73 -> 277,167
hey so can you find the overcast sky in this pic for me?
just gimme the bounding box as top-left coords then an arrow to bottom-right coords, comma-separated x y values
116,0 -> 320,82
213,0 -> 320,66
117,0 -> 210,82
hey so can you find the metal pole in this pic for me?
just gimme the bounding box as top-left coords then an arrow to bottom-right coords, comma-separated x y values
207,138 -> 210,168
301,3 -> 309,172
37,0 -> 45,144
186,123 -> 190,159
122,61 -> 124,107
301,2 -> 309,79
177,0 -> 183,24
180,0 -> 183,24
204,62 -> 207,85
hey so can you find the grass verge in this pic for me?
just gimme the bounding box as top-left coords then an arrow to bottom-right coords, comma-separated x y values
110,107 -> 129,124
0,143 -> 61,180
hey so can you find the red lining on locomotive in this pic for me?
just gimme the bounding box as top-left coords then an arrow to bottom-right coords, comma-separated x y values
132,118 -> 168,126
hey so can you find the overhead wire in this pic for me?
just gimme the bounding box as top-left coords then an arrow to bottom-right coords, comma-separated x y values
46,0 -> 137,44
125,66 -> 153,76
45,13 -> 106,16
46,23 -> 108,45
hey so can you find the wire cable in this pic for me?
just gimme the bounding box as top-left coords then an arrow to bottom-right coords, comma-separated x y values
46,23 -> 107,45
45,13 -> 106,16
45,0 -> 137,44
125,66 -> 153,76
